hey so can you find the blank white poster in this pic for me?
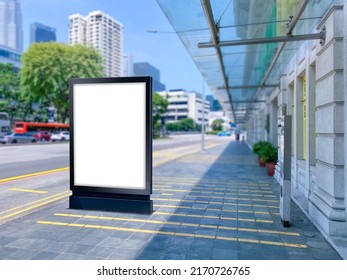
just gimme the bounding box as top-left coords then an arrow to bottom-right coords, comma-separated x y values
73,82 -> 146,190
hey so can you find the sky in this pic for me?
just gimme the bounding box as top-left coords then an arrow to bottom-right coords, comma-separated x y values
21,0 -> 213,96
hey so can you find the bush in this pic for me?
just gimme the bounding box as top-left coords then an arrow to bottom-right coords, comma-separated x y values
259,143 -> 278,163
252,141 -> 267,155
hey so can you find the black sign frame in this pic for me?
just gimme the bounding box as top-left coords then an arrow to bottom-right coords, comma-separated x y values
69,77 -> 152,213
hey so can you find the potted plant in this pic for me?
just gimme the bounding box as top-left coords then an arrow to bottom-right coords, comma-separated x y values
252,141 -> 267,167
259,143 -> 278,176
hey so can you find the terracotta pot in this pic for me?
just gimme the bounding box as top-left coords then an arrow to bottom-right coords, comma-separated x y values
258,156 -> 266,167
266,162 -> 276,176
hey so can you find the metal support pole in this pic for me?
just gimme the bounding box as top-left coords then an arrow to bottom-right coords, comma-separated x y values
198,31 -> 325,48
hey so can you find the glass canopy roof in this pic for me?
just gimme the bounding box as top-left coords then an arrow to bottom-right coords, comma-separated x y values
157,0 -> 334,123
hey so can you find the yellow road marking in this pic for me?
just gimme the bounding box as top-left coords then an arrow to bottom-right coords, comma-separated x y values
155,187 -> 274,196
154,176 -> 270,186
9,188 -> 48,194
182,194 -> 278,203
153,180 -> 272,190
154,211 -> 273,224
152,197 -> 279,208
0,167 -> 69,184
37,220 -> 307,249
153,142 -> 225,167
0,192 -> 70,221
54,213 -> 285,231
154,203 -> 280,215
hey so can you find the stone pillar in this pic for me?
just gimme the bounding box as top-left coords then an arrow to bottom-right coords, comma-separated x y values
309,5 -> 347,236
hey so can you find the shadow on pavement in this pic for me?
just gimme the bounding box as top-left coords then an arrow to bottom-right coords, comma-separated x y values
135,139 -> 341,260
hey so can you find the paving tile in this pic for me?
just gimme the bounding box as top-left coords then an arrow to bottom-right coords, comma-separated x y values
0,236 -> 17,246
86,246 -> 115,258
45,241 -> 73,253
65,243 -> 94,255
211,248 -> 238,260
98,236 -> 124,248
108,248 -> 139,259
0,140 -> 342,260
6,249 -> 38,260
30,251 -> 60,260
0,247 -> 19,259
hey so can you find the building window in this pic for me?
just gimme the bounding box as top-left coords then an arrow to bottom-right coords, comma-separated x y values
302,74 -> 307,160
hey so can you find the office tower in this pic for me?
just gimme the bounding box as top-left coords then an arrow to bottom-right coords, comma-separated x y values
0,45 -> 21,69
30,22 -> 56,43
134,62 -> 165,92
123,53 -> 133,77
206,95 -> 222,111
0,0 -> 23,52
69,11 -> 123,77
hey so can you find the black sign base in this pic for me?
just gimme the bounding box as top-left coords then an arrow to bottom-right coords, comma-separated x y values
69,194 -> 153,214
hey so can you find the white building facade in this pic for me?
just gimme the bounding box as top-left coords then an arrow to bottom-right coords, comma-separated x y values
0,0 -> 22,52
244,3 -> 347,250
68,11 -> 123,77
158,89 -> 210,125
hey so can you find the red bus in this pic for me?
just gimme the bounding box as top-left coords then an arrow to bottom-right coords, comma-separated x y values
14,122 -> 69,133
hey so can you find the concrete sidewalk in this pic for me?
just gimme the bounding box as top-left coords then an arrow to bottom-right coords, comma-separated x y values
0,140 -> 343,260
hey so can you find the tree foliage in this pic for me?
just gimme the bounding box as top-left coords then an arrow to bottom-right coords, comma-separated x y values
211,118 -> 224,131
20,42 -> 104,123
0,63 -> 20,101
166,117 -> 199,132
152,93 -> 169,126
0,63 -> 31,121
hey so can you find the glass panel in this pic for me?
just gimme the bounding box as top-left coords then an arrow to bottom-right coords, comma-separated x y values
157,0 -> 334,123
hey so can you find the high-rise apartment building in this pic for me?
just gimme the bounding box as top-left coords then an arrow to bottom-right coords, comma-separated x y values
30,22 -> 56,44
0,0 -> 23,52
68,11 -> 123,77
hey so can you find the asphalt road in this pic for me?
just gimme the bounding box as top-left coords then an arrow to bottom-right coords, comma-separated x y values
0,134 -> 232,179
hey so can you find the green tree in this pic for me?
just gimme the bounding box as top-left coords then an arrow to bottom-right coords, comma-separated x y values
152,93 -> 169,125
0,63 -> 27,123
179,117 -> 195,131
211,118 -> 224,131
20,42 -> 104,123
152,93 -> 169,137
166,122 -> 180,132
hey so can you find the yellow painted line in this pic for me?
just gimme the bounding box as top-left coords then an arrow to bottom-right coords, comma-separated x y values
154,176 -> 271,187
37,220 -> 307,249
152,197 -> 279,208
154,204 -> 280,215
9,188 -> 48,194
153,181 -> 272,190
0,190 -> 71,216
153,142 -> 225,167
157,200 -> 279,209
155,187 -> 275,196
0,167 -> 69,184
162,193 -> 173,196
53,212 -> 299,235
180,193 -> 278,203
154,211 -> 273,224
0,192 -> 70,221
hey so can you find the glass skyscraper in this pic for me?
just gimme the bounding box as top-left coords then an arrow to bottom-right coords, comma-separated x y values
133,62 -> 165,92
30,22 -> 56,44
0,0 -> 23,52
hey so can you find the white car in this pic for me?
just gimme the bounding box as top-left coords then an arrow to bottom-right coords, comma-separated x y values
51,131 -> 70,142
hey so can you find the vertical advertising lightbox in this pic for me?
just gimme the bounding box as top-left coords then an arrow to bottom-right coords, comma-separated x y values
69,77 -> 152,214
